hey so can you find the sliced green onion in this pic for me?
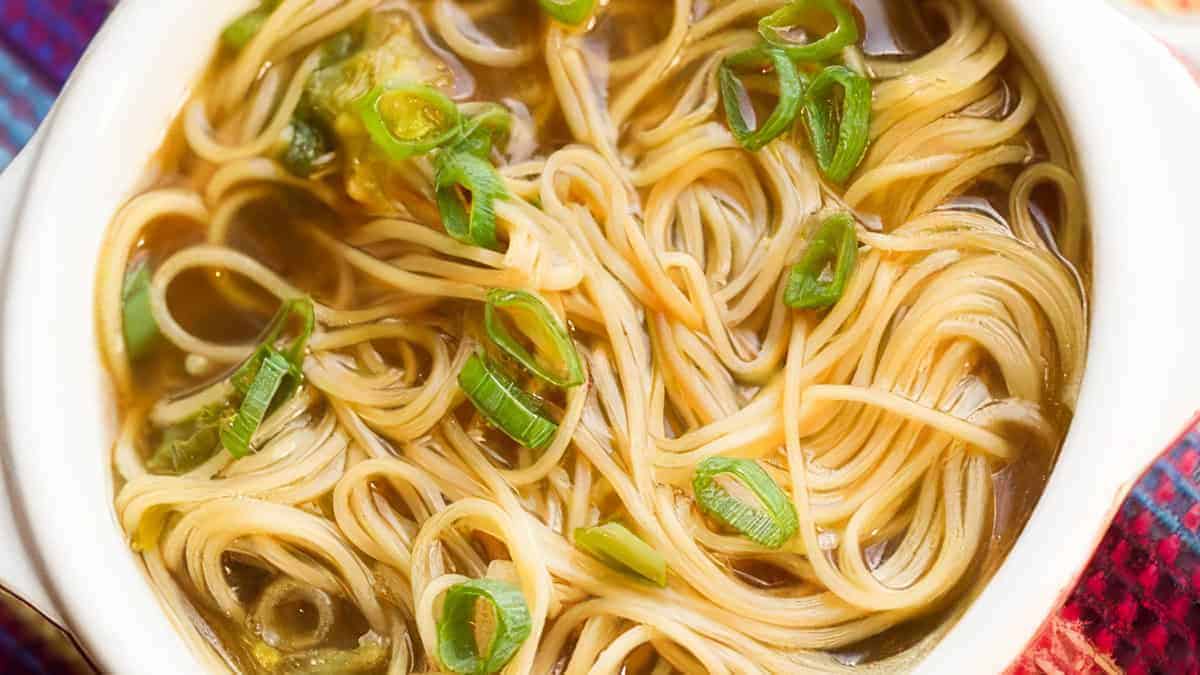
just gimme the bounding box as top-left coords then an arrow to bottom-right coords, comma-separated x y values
435,151 -> 506,250
122,260 -> 159,361
221,1 -> 278,51
802,65 -> 872,183
692,457 -> 799,549
146,403 -> 235,475
538,0 -> 596,25
232,298 -> 315,395
358,83 -> 461,161
719,46 -> 805,152
573,523 -> 668,587
437,579 -> 532,675
222,349 -> 291,458
759,0 -> 860,62
458,354 -> 558,450
784,212 -> 857,310
454,103 -> 512,159
281,116 -> 331,177
485,289 -> 583,388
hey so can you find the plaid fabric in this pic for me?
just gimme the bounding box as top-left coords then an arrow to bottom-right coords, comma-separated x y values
1011,419 -> 1200,675
0,0 -> 110,167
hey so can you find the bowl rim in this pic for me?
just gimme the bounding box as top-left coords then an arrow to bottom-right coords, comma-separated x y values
5,0 -> 1200,673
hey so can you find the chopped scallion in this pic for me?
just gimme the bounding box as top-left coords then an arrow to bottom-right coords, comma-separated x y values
485,289 -> 583,388
357,83 -> 461,161
221,1 -> 279,51
719,46 -> 805,152
437,579 -> 532,675
573,522 -> 668,587
784,212 -> 858,310
435,151 -> 507,250
458,354 -> 558,450
692,457 -> 799,549
146,403 -> 235,475
221,349 -> 291,458
281,116 -> 331,177
802,65 -> 872,183
538,0 -> 596,26
122,260 -> 159,361
759,0 -> 861,62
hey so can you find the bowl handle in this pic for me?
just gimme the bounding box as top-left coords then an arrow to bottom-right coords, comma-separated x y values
0,129 -> 63,623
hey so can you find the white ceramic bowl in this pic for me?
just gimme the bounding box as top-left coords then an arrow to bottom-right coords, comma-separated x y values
0,1 -> 1199,673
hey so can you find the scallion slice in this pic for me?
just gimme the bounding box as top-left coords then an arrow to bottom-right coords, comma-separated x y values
802,65 -> 872,184
435,151 -> 506,250
692,457 -> 799,549
458,354 -> 558,450
146,403 -> 234,475
538,0 -> 596,26
719,46 -> 805,152
759,0 -> 860,62
358,83 -> 461,161
485,289 -> 583,388
454,103 -> 512,159
784,212 -> 858,310
232,298 -> 315,395
122,260 -> 159,361
573,522 -> 668,587
221,1 -> 278,51
437,579 -> 532,675
221,349 -> 291,458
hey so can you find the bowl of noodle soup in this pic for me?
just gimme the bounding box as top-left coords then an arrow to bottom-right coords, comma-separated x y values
1,0 -> 1200,673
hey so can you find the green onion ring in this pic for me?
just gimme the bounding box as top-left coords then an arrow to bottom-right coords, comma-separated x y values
719,46 -> 805,152
437,579 -> 532,675
759,0 -> 860,62
784,212 -> 858,310
538,0 -> 596,26
357,83 -> 461,161
573,522 -> 668,586
435,151 -> 507,250
484,289 -> 583,388
692,456 -> 799,549
802,64 -> 872,183
458,354 -> 558,450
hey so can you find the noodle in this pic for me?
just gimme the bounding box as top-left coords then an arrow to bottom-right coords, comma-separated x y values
100,0 -> 1089,672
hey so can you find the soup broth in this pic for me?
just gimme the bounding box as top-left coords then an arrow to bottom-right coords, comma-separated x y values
99,0 -> 1089,672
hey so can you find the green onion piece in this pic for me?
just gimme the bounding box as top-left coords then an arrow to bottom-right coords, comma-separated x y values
692,457 -> 799,549
281,116 -> 331,177
122,260 -> 159,361
146,403 -> 235,475
437,579 -> 532,675
357,83 -> 461,161
573,523 -> 668,587
454,103 -> 512,159
802,65 -> 872,183
232,298 -> 315,395
538,0 -> 596,25
485,289 -> 583,388
784,212 -> 858,310
221,1 -> 278,51
759,0 -> 860,62
719,46 -> 805,152
458,354 -> 558,450
222,349 -> 291,458
435,151 -> 506,250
